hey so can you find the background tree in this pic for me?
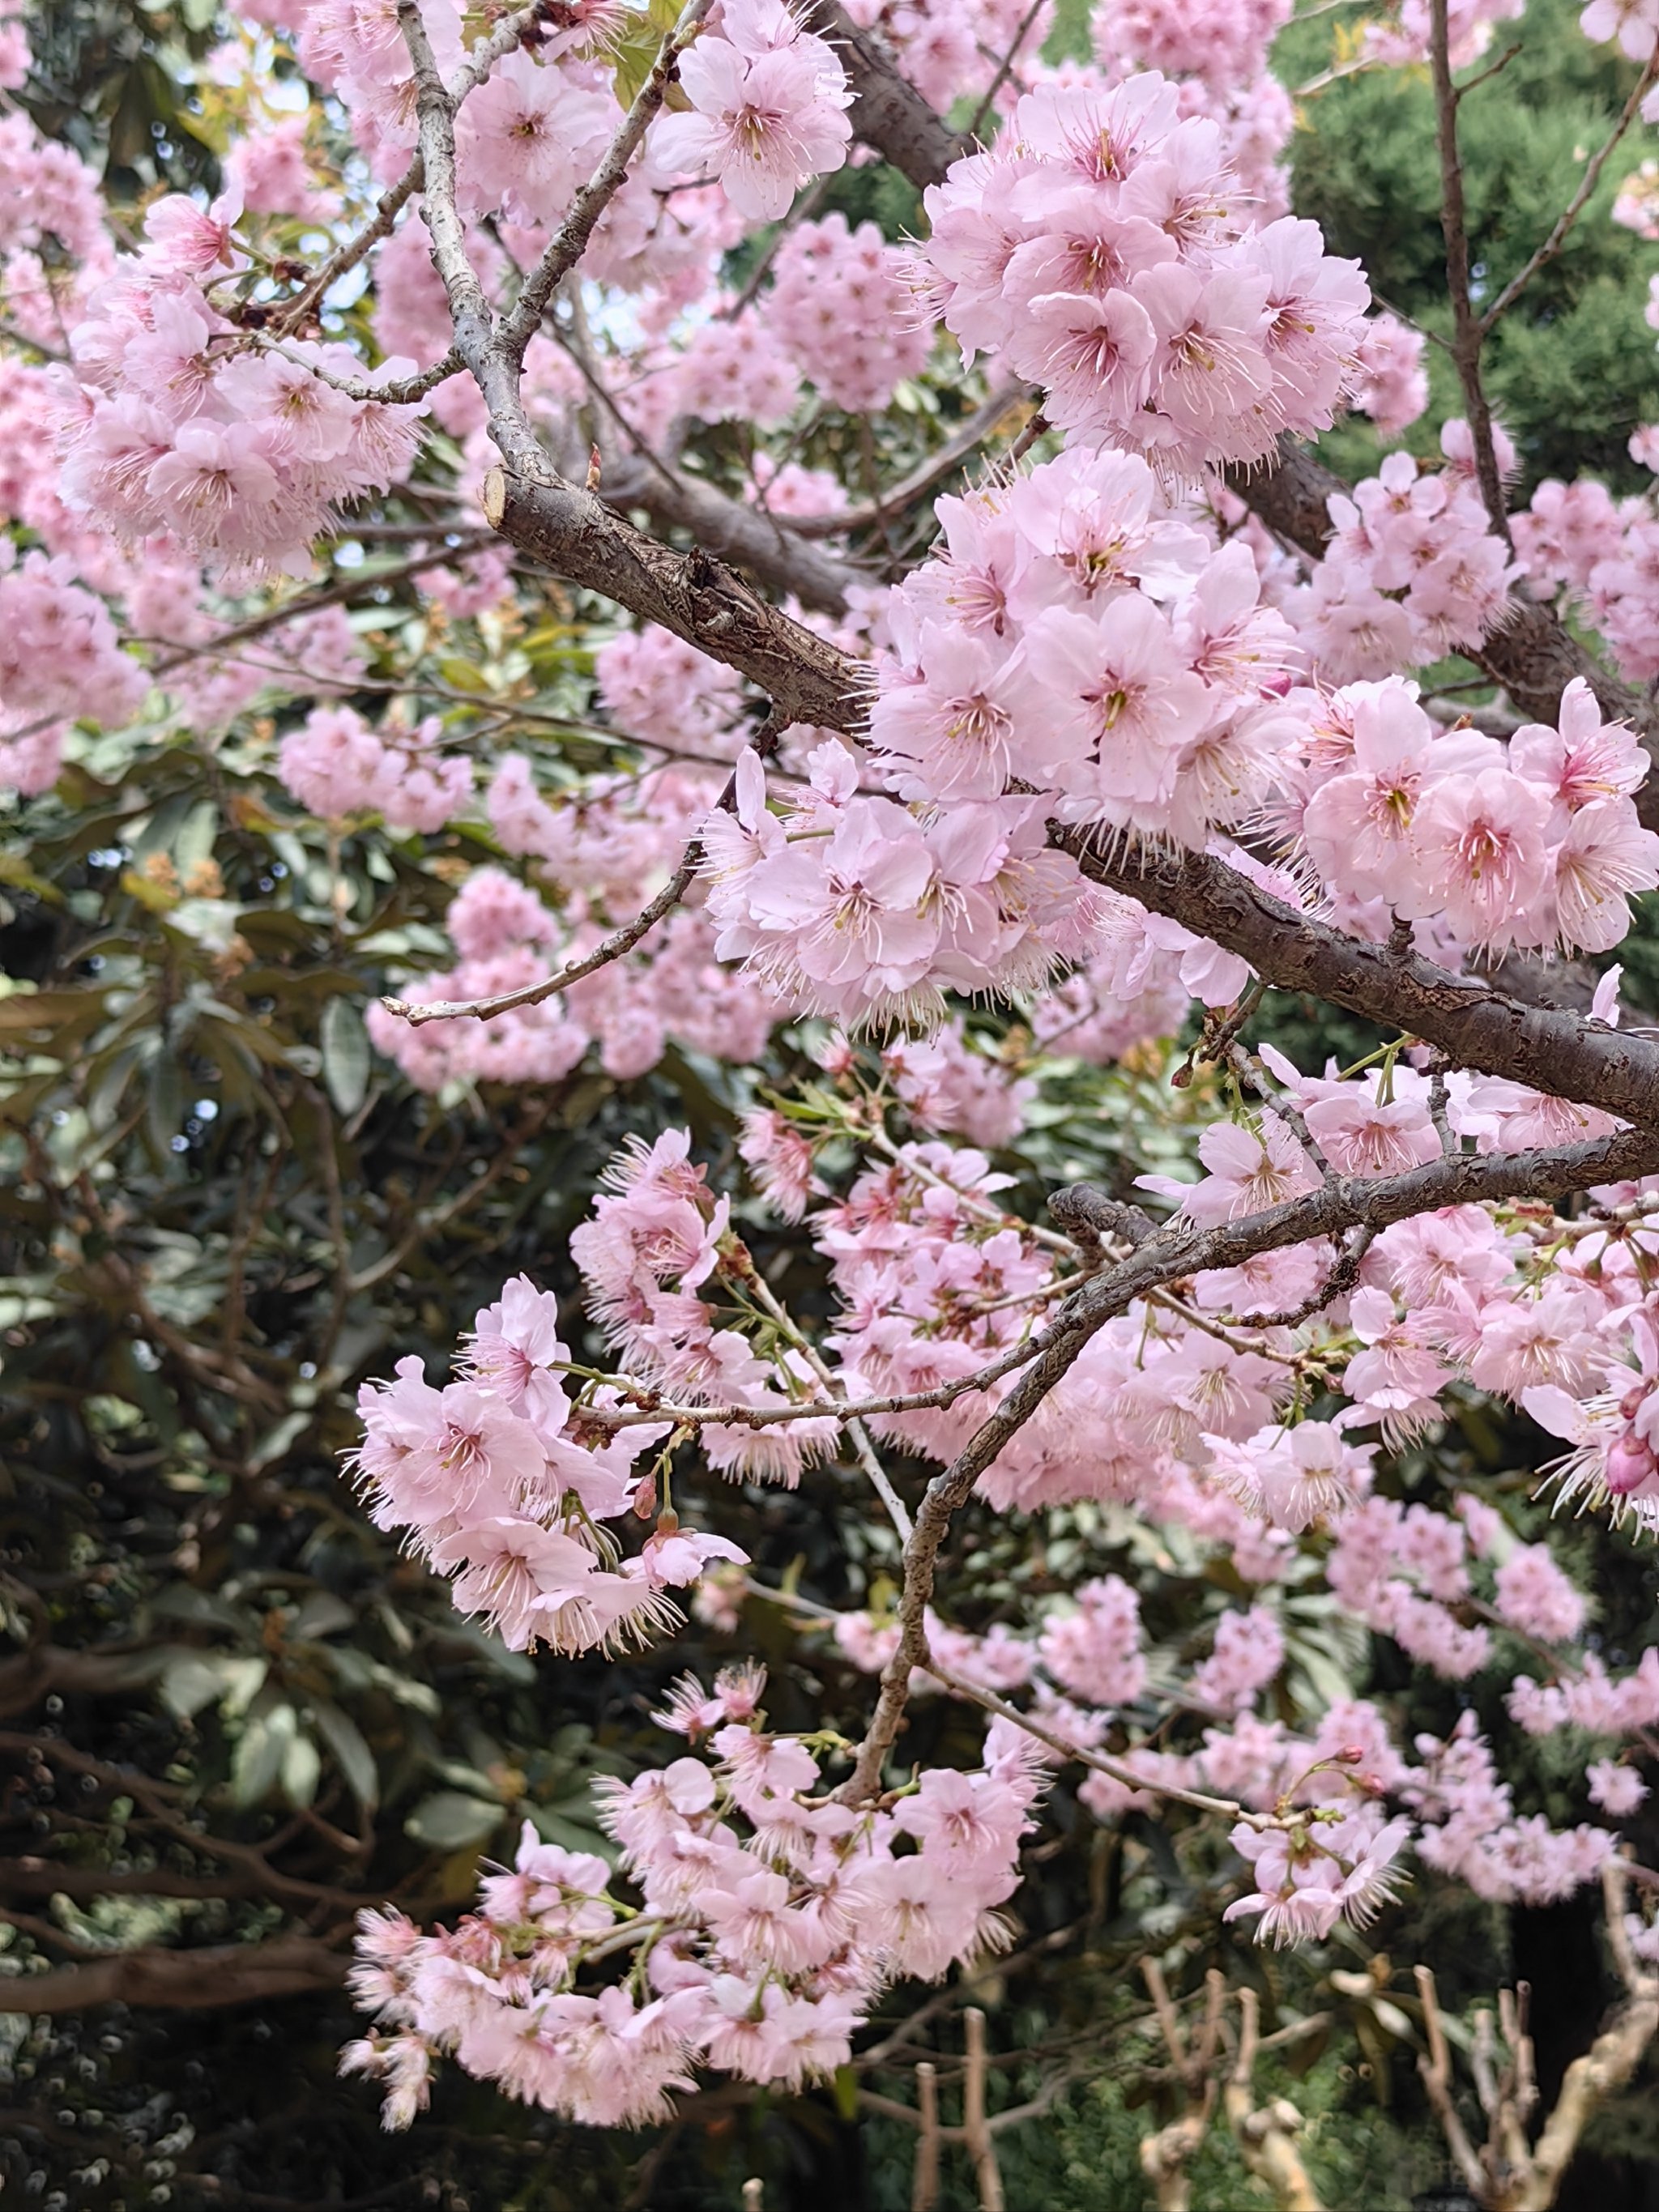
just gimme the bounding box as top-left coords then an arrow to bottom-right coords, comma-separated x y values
6,0 -> 1659,2206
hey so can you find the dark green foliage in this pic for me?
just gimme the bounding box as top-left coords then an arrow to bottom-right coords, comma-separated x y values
9,2 -> 1659,2207
17,0 -> 221,197
1290,0 -> 1659,494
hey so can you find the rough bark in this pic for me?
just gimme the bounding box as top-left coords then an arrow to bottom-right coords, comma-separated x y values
1052,828 -> 1659,1129
598,452 -> 868,614
8,1935 -> 348,2013
818,0 -> 970,185
483,466 -> 866,730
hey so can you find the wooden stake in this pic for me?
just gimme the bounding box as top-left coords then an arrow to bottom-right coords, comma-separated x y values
963,2008 -> 1005,2212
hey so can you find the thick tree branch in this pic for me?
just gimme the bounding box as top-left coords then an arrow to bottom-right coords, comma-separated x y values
482,464 -> 865,722
1051,829 -> 1659,1129
837,1123 -> 1659,1801
817,0 -> 970,185
6,1935 -> 348,2014
595,451 -> 867,612
0,1857 -> 283,1904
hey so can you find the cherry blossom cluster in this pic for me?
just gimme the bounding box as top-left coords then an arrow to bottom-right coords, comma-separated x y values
1282,672 -> 1659,957
867,444 -> 1304,842
650,0 -> 852,220
759,213 -> 934,415
276,703 -> 471,832
1515,468 -> 1659,686
0,106 -> 113,348
58,194 -> 424,576
343,1672 -> 1047,2129
879,1019 -> 1038,1148
1290,425 -> 1522,684
1350,312 -> 1431,441
701,742 -> 1105,1028
1090,0 -> 1290,88
691,445 -> 1659,999
826,1461 -> 1632,1924
349,1264 -> 743,1659
0,543 -> 147,794
1089,0 -> 1304,215
569,1127 -> 851,1487
917,79 -> 1370,474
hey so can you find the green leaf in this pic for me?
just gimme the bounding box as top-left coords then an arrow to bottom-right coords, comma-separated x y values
248,1409 -> 311,1474
288,1591 -> 356,1642
611,0 -> 684,108
150,1585 -> 250,1634
404,1791 -> 502,1850
218,1656 -> 271,1720
160,1651 -> 228,1721
524,1807 -> 614,1860
320,995 -> 370,1118
232,1696 -> 296,1806
281,1728 -> 322,1808
312,1698 -> 380,1809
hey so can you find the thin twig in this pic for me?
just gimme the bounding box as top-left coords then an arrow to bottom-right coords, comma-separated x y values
1429,0 -> 1512,540
501,0 -> 717,360
382,716 -> 783,1024
966,0 -> 1047,142
1479,39 -> 1659,334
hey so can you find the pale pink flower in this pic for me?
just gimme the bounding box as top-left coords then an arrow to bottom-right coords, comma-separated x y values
1406,768 -> 1554,950
1589,1761 -> 1648,1817
1550,800 -> 1659,953
655,37 -> 851,221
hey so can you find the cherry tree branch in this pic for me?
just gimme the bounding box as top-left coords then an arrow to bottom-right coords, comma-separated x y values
590,447 -> 868,612
1479,40 -> 1659,335
925,1660 -> 1261,1823
8,1934 -> 348,2014
817,0 -> 969,182
271,3 -> 546,345
1429,0 -> 1512,539
501,0 -> 717,360
383,846 -> 703,1025
381,718 -> 783,1024
483,462 -> 868,720
835,1123 -> 1659,1804
1050,827 -> 1659,1131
